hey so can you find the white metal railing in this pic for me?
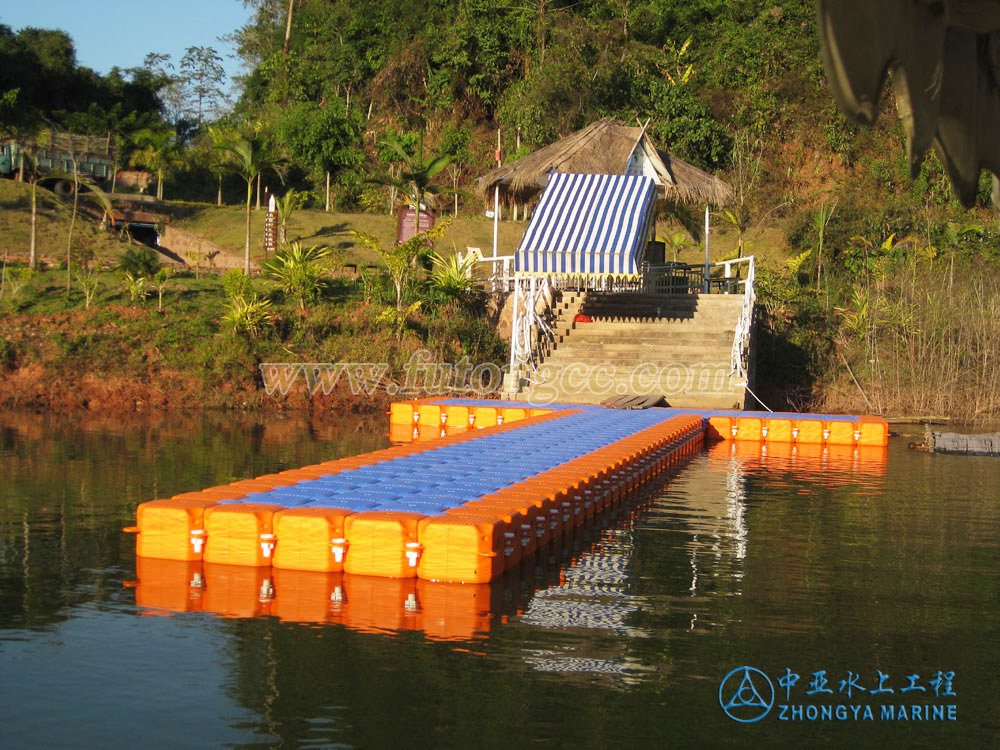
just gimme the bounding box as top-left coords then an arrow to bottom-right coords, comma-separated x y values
490,255 -> 756,390
467,249 -> 515,292
544,273 -> 642,293
642,255 -> 754,295
729,255 -> 756,384
507,274 -> 554,392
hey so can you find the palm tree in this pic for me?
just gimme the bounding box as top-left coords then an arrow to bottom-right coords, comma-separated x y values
275,189 -> 300,246
207,126 -> 238,206
216,136 -> 286,275
377,132 -> 452,239
129,127 -> 182,200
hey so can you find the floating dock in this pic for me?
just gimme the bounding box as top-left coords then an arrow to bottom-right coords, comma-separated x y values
126,400 -> 888,587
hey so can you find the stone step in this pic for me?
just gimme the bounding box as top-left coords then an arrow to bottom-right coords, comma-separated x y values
550,336 -> 733,357
571,313 -> 740,322
583,292 -> 742,303
580,303 -> 740,312
556,330 -> 735,342
542,355 -> 733,367
516,389 -> 745,410
558,330 -> 733,340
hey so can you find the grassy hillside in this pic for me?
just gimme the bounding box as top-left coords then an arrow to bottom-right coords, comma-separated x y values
169,202 -> 535,268
0,180 -> 134,265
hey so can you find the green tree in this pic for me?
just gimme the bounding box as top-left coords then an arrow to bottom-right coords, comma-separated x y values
180,46 -> 227,126
274,189 -> 298,244
217,135 -> 286,275
277,99 -> 361,211
439,123 -> 473,215
375,132 -> 452,238
129,126 -> 183,199
352,219 -> 452,316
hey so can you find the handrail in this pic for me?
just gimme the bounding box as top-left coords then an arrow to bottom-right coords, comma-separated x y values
507,273 -> 554,393
470,251 -> 516,292
729,256 -> 756,384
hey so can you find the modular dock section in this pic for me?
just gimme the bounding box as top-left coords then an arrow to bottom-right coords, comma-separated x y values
126,400 -> 888,585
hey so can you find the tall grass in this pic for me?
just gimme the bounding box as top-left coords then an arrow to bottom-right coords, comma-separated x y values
834,255 -> 1000,421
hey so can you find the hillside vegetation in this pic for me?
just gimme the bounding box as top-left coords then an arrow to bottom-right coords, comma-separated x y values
3,2 -> 1000,420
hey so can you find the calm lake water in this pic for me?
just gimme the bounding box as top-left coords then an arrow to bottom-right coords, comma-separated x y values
0,410 -> 997,749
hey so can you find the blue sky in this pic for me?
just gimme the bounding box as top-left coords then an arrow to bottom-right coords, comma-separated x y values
1,1 -> 250,85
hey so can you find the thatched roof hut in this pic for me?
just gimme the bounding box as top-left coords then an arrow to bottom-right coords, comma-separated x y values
478,120 -> 732,206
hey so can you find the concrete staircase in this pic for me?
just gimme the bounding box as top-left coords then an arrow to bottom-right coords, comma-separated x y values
507,292 -> 749,409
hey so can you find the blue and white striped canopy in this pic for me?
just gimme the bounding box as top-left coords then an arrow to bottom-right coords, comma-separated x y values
515,173 -> 657,274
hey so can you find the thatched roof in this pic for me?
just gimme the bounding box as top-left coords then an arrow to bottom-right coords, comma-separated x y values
477,120 -> 732,206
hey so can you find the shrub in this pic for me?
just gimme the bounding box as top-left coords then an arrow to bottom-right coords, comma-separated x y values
74,265 -> 100,309
262,241 -> 332,310
121,271 -> 148,303
427,249 -> 478,302
116,246 -> 161,277
222,293 -> 274,339
222,268 -> 253,300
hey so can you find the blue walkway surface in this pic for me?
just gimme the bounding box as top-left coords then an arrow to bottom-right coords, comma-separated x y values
224,407 -> 683,511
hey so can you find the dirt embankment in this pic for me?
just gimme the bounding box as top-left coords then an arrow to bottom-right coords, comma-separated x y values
0,306 -> 391,416
0,358 -> 391,415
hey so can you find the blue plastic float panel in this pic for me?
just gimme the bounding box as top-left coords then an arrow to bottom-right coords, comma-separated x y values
219,406 -> 682,511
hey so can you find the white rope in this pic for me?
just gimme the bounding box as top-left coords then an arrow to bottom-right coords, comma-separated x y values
744,382 -> 772,412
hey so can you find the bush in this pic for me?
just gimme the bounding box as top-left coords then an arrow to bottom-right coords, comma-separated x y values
262,241 -> 332,310
116,246 -> 161,277
0,339 -> 20,370
222,269 -> 253,300
222,293 -> 274,339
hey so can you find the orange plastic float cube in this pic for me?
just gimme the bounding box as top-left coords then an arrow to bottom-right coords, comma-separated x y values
203,503 -> 283,567
445,404 -> 471,427
826,420 -> 857,446
763,416 -> 794,443
473,406 -> 499,428
390,402 -> 417,425
171,488 -> 247,502
202,563 -> 275,618
465,496 -> 542,555
793,418 -> 825,444
272,507 -> 355,572
271,569 -> 343,624
705,415 -> 734,441
133,557 -> 205,614
736,416 -> 765,441
135,497 -> 218,561
417,514 -> 507,583
417,403 -> 443,426
500,407 -> 527,424
857,415 -> 889,447
344,511 -> 425,578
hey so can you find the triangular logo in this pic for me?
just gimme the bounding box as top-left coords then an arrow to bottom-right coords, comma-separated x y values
723,669 -> 770,710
